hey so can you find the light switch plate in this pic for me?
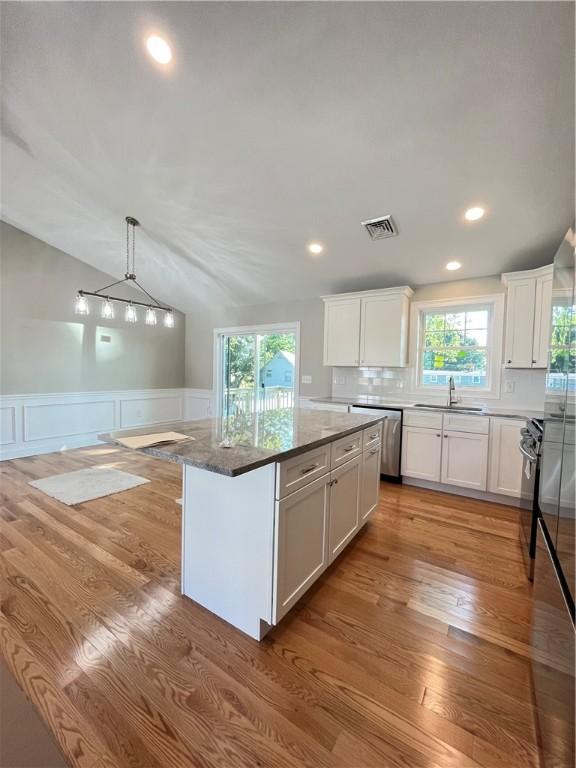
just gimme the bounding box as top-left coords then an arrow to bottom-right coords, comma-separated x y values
301,375 -> 312,384
504,381 -> 515,393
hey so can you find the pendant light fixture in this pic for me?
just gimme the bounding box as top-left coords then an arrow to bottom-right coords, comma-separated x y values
101,298 -> 114,319
74,216 -> 175,327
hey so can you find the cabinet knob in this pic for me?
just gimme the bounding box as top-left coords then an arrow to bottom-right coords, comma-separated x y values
443,434 -> 448,438
532,359 -> 537,364
507,359 -> 512,364
436,433 -> 441,437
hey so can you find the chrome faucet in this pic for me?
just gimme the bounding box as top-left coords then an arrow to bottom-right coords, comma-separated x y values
448,376 -> 458,407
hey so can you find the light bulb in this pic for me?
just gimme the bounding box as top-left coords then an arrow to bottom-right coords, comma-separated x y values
145,307 -> 157,326
146,35 -> 172,64
125,303 -> 138,323
101,299 -> 114,319
164,311 -> 174,328
464,206 -> 485,222
74,294 -> 89,315
307,242 -> 324,255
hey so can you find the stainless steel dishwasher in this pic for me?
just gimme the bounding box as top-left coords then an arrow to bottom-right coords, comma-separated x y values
349,406 -> 402,479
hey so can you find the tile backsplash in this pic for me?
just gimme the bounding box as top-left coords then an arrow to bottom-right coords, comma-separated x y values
331,366 -> 546,411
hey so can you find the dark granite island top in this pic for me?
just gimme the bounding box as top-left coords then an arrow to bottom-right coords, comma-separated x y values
101,407 -> 383,477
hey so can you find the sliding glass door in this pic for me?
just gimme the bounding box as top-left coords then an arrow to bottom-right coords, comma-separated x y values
217,326 -> 298,417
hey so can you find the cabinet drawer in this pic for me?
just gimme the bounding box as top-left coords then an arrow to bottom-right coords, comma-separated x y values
403,410 -> 443,429
276,445 -> 330,499
330,430 -> 362,468
363,423 -> 382,449
443,413 -> 489,434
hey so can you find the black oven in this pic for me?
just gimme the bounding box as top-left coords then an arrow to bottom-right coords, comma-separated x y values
518,417 -> 543,580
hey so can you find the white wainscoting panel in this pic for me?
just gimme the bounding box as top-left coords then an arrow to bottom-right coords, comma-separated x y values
120,396 -> 183,429
0,389 -> 214,461
183,390 -> 213,421
23,400 -> 116,442
0,407 -> 16,445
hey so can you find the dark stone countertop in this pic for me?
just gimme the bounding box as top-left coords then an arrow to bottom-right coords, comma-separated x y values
100,407 -> 383,477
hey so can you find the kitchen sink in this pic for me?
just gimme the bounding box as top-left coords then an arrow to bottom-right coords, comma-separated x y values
413,404 -> 485,413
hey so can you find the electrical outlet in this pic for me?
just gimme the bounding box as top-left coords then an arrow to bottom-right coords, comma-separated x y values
301,375 -> 312,384
504,381 -> 515,394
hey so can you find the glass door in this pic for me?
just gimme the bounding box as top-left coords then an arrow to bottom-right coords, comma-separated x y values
218,329 -> 297,418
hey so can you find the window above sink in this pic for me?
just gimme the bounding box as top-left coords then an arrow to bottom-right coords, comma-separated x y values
409,295 -> 504,399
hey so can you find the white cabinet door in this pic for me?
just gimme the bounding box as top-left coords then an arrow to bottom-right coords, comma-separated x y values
328,454 -> 361,562
273,473 -> 330,623
401,426 -> 442,481
441,431 -> 489,490
360,443 -> 381,524
487,418 -> 525,498
323,299 -> 361,366
504,279 -> 536,368
532,272 -> 553,368
360,294 -> 409,367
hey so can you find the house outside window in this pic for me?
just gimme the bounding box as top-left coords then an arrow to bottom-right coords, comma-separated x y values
410,296 -> 504,397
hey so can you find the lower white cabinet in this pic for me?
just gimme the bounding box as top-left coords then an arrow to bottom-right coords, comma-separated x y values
273,438 -> 379,623
402,419 -> 488,490
402,412 -> 527,498
273,473 -> 330,623
328,453 -> 362,562
488,418 -> 525,497
401,426 -> 442,481
360,442 -> 381,523
441,431 -> 488,491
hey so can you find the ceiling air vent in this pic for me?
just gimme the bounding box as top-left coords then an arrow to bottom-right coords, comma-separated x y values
361,214 -> 398,240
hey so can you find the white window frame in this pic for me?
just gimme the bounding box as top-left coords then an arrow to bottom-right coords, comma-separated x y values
409,295 -> 504,399
213,322 -> 301,416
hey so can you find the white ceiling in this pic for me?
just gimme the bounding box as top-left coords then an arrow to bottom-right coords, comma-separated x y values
2,1 -> 574,313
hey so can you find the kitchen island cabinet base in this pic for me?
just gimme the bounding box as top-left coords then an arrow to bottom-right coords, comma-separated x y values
181,431 -> 382,641
182,463 -> 276,641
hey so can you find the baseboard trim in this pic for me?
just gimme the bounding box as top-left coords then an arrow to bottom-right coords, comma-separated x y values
402,476 -> 529,508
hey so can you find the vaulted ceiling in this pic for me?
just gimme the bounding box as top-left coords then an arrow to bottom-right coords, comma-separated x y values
2,1 -> 574,312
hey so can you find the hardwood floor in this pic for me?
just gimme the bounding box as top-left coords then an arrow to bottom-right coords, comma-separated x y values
0,446 -> 565,768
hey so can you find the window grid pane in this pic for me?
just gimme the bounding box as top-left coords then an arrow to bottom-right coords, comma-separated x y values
420,306 -> 491,390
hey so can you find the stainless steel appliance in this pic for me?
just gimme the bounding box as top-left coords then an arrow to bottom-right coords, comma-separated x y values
531,228 -> 574,767
518,417 -> 543,580
349,406 -> 402,479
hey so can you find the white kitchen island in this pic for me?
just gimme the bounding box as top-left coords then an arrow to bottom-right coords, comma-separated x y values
104,407 -> 383,640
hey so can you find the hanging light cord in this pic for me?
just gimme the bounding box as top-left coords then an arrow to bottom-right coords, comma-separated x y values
78,216 -> 171,312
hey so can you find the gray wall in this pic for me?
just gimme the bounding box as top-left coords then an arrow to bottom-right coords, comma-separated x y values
0,222 -> 185,394
185,298 -> 332,397
184,275 -> 513,397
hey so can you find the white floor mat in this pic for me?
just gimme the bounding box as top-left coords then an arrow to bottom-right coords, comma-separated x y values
29,467 -> 150,505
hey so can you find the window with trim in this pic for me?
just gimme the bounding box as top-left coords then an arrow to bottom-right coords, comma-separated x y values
417,304 -> 493,391
547,299 -> 576,391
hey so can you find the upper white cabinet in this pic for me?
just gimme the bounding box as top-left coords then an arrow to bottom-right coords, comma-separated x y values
502,265 -> 553,368
323,298 -> 362,366
323,287 -> 413,367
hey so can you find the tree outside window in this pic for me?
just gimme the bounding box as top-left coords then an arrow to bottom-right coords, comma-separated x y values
420,307 -> 490,389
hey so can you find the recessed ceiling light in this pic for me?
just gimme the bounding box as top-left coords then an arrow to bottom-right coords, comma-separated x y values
446,261 -> 462,271
146,35 -> 172,64
464,206 -> 485,222
308,242 -> 324,255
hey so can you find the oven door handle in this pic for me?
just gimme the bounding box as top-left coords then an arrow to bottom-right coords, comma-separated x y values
519,440 -> 537,463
